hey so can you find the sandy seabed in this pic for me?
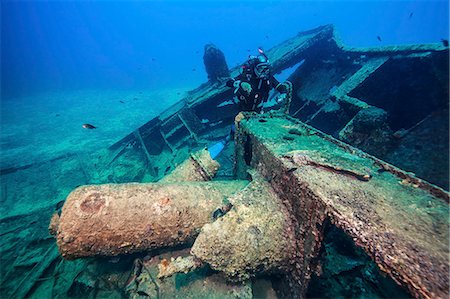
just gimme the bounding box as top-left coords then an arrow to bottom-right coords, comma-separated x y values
1,87 -> 188,169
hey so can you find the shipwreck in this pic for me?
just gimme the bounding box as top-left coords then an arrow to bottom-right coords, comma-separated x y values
0,25 -> 448,299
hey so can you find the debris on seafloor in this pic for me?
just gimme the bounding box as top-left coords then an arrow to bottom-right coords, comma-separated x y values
157,255 -> 203,279
125,248 -> 254,299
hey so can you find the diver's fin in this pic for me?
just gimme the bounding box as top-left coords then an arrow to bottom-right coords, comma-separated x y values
208,125 -> 235,159
208,141 -> 225,159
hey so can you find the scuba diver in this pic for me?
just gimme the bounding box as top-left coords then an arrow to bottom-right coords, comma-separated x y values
226,48 -> 290,113
209,49 -> 293,219
208,48 -> 292,160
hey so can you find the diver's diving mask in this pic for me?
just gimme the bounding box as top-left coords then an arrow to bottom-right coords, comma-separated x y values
254,62 -> 270,78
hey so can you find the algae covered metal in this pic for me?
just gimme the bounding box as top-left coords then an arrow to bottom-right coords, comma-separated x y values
234,112 -> 449,298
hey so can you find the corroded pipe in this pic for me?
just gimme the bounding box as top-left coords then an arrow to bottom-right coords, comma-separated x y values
56,181 -> 248,259
51,149 -> 242,260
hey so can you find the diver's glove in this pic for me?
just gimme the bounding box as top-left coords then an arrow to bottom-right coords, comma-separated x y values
239,82 -> 252,96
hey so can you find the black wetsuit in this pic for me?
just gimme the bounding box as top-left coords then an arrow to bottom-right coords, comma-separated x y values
227,65 -> 287,112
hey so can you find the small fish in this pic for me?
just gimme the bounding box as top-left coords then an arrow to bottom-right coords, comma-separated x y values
119,100 -> 125,103
441,39 -> 449,47
409,12 -> 414,19
164,166 -> 171,174
55,200 -> 65,211
192,68 -> 196,72
82,124 -> 96,129
377,36 -> 382,42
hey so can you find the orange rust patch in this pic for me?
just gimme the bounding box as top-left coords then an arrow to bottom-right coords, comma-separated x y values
80,192 -> 105,213
159,258 -> 170,271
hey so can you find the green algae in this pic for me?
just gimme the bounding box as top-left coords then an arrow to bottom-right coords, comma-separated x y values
238,113 -> 449,297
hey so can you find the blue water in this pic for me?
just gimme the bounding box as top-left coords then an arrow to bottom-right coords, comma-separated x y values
2,0 -> 448,99
0,1 -> 449,298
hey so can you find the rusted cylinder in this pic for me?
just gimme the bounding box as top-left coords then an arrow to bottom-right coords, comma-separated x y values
160,149 -> 220,183
56,181 -> 247,259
